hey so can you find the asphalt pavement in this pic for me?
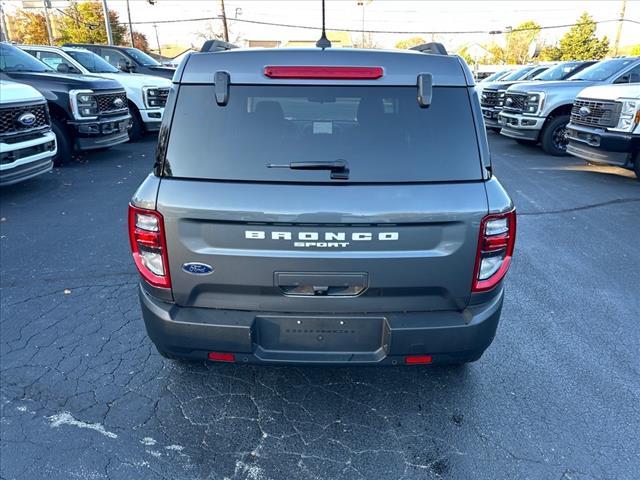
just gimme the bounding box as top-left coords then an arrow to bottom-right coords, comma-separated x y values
1,132 -> 639,480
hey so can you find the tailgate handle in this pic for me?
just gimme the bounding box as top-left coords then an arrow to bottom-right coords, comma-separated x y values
275,273 -> 368,297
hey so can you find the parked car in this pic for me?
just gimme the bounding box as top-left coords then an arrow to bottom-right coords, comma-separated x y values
478,69 -> 515,83
0,43 -> 131,164
499,57 -> 640,155
129,41 -> 516,365
63,44 -> 176,79
0,80 -> 56,186
566,83 -> 640,179
21,45 -> 171,140
479,65 -> 550,131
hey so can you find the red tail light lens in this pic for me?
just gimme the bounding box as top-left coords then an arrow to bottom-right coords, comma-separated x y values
405,355 -> 433,364
128,204 -> 171,289
472,210 -> 516,292
208,352 -> 235,362
264,66 -> 384,79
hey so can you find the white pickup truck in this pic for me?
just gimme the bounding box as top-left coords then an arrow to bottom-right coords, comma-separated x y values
566,83 -> 640,179
22,45 -> 171,140
0,80 -> 57,186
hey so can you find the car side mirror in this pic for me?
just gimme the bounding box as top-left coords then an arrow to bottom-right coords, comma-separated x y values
57,62 -> 71,73
117,60 -> 135,72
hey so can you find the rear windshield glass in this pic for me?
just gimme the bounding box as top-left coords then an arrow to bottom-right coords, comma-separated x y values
165,85 -> 482,183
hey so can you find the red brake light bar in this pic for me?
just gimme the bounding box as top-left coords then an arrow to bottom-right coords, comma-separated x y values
264,66 -> 383,79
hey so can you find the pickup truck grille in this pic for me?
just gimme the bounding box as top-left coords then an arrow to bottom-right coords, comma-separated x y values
95,91 -> 128,114
0,102 -> 50,137
502,93 -> 526,113
570,99 -> 620,128
155,88 -> 170,107
481,89 -> 501,108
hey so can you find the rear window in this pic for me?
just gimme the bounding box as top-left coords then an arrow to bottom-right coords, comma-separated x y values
165,85 -> 482,183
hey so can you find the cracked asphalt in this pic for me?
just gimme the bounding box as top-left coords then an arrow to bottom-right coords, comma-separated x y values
1,133 -> 639,480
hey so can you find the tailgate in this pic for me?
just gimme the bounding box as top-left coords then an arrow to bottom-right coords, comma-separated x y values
157,179 -> 487,313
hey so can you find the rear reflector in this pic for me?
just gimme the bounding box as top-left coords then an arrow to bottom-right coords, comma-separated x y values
405,355 -> 433,365
208,352 -> 236,362
264,66 -> 384,79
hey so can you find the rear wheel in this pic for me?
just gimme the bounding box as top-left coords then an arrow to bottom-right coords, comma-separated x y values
51,117 -> 73,166
540,115 -> 570,156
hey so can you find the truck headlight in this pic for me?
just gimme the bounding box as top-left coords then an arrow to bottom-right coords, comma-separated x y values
143,86 -> 168,109
523,92 -> 545,115
612,98 -> 640,132
70,89 -> 98,120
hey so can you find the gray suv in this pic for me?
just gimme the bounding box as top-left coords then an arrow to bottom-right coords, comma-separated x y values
129,42 -> 516,366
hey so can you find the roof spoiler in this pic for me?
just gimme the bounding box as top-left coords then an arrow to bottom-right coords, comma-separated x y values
200,40 -> 238,53
410,42 -> 448,55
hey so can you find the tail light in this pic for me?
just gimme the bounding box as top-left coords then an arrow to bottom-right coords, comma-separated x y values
128,205 -> 171,289
472,210 -> 516,292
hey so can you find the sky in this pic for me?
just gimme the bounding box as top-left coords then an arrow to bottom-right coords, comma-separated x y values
3,0 -> 639,52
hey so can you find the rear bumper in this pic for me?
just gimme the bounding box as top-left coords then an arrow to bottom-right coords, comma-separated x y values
139,285 -> 504,365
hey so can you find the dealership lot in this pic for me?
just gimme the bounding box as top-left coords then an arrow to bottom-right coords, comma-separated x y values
1,133 -> 638,480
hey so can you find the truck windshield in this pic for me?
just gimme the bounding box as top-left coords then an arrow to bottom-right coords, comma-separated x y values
124,48 -> 161,66
66,50 -> 119,73
569,58 -> 637,81
165,85 -> 483,183
534,62 -> 586,81
0,43 -> 53,73
500,67 -> 534,81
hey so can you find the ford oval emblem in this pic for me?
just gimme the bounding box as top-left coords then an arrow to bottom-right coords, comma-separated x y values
113,97 -> 124,108
579,106 -> 591,117
18,112 -> 37,126
182,262 -> 214,275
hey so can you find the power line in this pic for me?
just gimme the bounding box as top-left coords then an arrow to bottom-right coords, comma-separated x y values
120,14 -> 639,36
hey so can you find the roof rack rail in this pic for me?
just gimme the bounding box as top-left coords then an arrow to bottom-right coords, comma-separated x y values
410,42 -> 448,55
201,40 -> 238,53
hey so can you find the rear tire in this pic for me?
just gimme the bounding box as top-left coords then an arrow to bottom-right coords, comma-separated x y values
540,115 -> 570,156
51,117 -> 73,166
516,138 -> 537,146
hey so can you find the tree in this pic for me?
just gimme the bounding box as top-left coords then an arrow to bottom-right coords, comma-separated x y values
504,21 -> 541,64
353,33 -> 379,49
558,13 -> 609,60
456,46 -> 474,65
395,36 -> 426,50
538,44 -> 562,61
630,44 -> 640,56
7,11 -> 50,44
57,1 -> 127,45
124,31 -> 150,52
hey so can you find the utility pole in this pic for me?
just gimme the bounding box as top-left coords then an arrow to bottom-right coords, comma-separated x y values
43,0 -> 53,46
357,1 -> 365,46
220,0 -> 229,42
0,1 -> 9,42
101,0 -> 113,45
126,0 -> 135,47
153,23 -> 162,55
613,0 -> 627,57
